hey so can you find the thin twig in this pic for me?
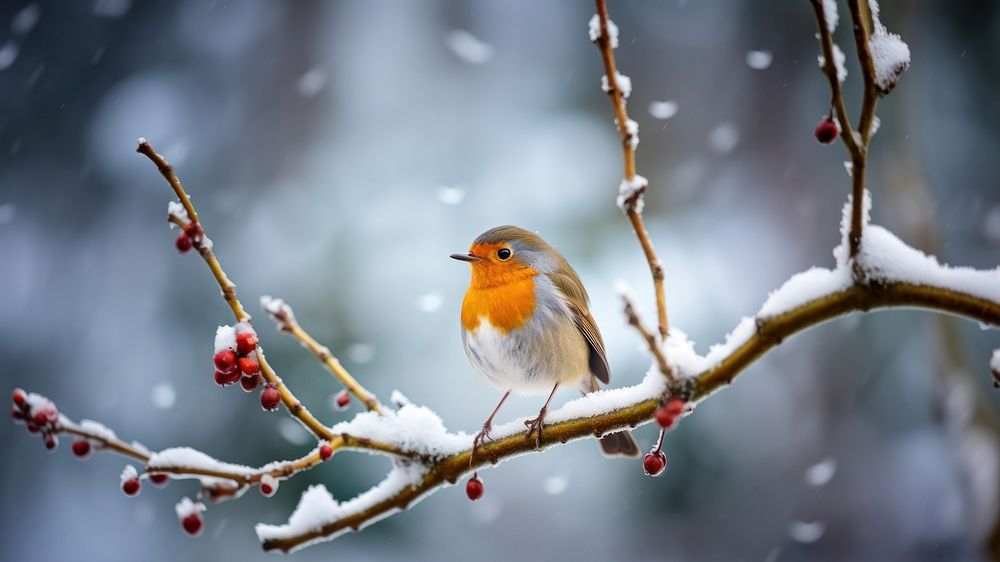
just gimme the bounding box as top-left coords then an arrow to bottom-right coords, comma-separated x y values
261,297 -> 383,414
140,140 -> 333,442
621,291 -> 674,384
593,0 -> 670,339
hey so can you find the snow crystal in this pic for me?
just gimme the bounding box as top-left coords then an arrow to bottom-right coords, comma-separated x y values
616,174 -> 648,213
12,4 -> 41,36
167,200 -> 188,225
0,41 -> 19,71
278,418 -> 311,446
0,203 -> 15,225
175,497 -> 205,518
120,464 -> 138,483
446,30 -> 493,64
805,457 -> 837,486
543,475 -> 568,495
255,463 -> 428,551
818,43 -> 847,82
648,100 -> 678,120
868,31 -> 909,93
788,520 -> 825,543
214,325 -> 236,354
151,383 -> 176,410
588,14 -> 619,48
347,343 -> 375,364
417,293 -> 442,313
822,0 -> 839,32
79,419 -> 118,442
708,123 -> 739,154
437,186 -> 465,205
297,67 -> 327,98
601,72 -> 632,99
745,50 -> 773,70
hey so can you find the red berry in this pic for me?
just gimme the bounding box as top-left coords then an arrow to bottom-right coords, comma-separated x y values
183,222 -> 202,239
181,513 -> 203,536
466,476 -> 484,501
334,390 -> 351,410
240,373 -> 261,392
122,478 -> 141,496
11,407 -> 25,423
33,411 -> 48,425
26,421 -> 40,433
814,117 -> 839,144
319,444 -> 334,460
149,473 -> 169,487
260,474 -> 278,497
71,439 -> 91,458
44,434 -> 58,451
643,451 -> 667,477
213,349 -> 237,372
653,406 -> 675,429
665,398 -> 685,417
214,369 -> 240,387
235,331 -> 258,355
12,388 -> 26,407
175,234 -> 193,253
238,356 -> 260,375
260,384 -> 280,411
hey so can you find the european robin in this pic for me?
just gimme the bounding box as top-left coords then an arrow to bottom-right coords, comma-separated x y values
451,225 -> 640,458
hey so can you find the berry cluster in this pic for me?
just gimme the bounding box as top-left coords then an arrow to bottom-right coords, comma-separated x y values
175,221 -> 203,254
643,397 -> 689,478
212,323 -> 277,410
11,388 -> 61,451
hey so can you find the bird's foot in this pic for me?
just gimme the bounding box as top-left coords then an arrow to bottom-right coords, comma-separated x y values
470,422 -> 494,467
524,407 -> 548,449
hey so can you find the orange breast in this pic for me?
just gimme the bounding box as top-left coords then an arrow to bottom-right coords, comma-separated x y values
461,266 -> 538,333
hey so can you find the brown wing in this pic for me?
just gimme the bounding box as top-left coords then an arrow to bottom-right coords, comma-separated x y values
548,270 -> 611,384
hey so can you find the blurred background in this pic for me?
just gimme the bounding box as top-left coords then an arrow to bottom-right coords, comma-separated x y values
2,1 -> 999,560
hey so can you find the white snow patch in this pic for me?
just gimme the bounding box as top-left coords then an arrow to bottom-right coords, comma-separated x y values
992,350 -> 1000,375
261,295 -> 293,322
167,200 -> 188,226
331,404 -> 470,457
214,325 -> 236,354
708,123 -> 740,154
446,30 -> 493,64
175,496 -> 205,518
648,100 -> 678,120
822,0 -> 839,32
79,419 -> 118,442
601,72 -> 632,99
805,457 -> 837,486
745,50 -> 773,70
147,447 -> 254,480
758,267 -> 851,318
120,464 -> 139,484
616,175 -> 648,213
389,390 -> 412,408
255,463 -> 427,551
818,43 -> 847,82
588,14 -> 619,48
868,31 -> 909,93
625,119 -> 639,149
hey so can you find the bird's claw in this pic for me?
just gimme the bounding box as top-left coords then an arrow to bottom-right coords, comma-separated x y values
524,408 -> 547,449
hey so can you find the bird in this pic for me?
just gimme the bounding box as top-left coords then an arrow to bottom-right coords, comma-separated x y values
451,225 -> 640,458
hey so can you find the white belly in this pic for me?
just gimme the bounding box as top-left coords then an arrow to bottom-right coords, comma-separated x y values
462,316 -> 589,396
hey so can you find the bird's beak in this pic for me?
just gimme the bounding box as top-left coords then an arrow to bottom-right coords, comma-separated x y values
450,253 -> 480,263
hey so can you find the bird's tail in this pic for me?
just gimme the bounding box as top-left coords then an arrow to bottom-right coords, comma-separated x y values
582,376 -> 641,458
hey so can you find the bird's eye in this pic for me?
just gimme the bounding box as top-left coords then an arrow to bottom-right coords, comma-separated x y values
497,248 -> 512,261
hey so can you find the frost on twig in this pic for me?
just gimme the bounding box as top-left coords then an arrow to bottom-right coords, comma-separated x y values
866,0 -> 910,94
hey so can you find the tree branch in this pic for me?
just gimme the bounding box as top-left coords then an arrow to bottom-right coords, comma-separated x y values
260,296 -> 384,415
